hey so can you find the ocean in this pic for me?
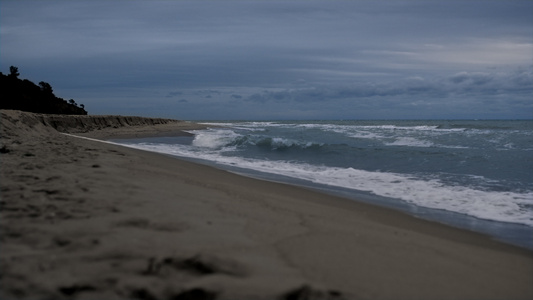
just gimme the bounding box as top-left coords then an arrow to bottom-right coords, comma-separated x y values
112,120 -> 533,249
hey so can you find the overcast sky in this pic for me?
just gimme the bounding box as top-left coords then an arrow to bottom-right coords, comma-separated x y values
1,1 -> 532,120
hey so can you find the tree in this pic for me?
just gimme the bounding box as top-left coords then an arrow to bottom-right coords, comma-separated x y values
39,81 -> 53,95
9,66 -> 19,78
1,66 -> 88,115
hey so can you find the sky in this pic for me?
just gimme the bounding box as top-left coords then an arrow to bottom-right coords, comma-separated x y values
1,1 -> 532,120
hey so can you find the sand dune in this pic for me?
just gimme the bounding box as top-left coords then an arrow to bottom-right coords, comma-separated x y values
1,110 -> 532,300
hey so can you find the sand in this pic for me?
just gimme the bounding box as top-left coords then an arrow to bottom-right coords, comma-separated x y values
1,110 -> 532,300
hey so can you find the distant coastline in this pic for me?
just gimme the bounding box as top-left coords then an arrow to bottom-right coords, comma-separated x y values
0,109 -> 210,137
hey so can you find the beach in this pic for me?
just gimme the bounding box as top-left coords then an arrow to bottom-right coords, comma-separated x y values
1,110 -> 532,300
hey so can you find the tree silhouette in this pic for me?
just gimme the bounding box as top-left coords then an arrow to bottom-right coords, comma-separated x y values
38,81 -> 54,96
1,66 -> 87,115
9,66 -> 19,78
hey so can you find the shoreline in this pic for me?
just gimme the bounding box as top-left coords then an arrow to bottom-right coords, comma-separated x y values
83,132 -> 533,251
1,110 -> 533,299
106,127 -> 533,250
202,160 -> 533,250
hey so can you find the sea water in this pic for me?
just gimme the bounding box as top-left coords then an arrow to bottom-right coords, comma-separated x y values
112,120 -> 533,249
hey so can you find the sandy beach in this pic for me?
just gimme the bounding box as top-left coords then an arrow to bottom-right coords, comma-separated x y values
1,110 -> 532,300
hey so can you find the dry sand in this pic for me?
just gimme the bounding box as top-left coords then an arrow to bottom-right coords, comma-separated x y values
1,110 -> 532,300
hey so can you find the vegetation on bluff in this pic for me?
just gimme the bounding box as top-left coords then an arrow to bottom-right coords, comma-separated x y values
0,66 -> 87,115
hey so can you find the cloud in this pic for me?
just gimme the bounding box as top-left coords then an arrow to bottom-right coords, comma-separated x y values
1,1 -> 531,119
448,72 -> 492,85
165,91 -> 183,98
246,69 -> 533,105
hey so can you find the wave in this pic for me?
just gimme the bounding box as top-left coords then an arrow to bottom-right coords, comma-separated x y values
191,129 -> 242,150
200,122 -> 527,151
385,137 -> 435,147
193,125 -> 469,151
190,128 -> 323,151
203,122 -> 466,132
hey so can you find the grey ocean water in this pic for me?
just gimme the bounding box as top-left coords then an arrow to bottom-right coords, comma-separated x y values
113,120 -> 533,249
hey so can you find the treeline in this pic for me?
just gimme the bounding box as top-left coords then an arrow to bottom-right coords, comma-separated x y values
0,66 -> 87,115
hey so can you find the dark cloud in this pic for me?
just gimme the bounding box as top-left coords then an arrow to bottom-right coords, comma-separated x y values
448,72 -> 493,85
166,91 -> 183,98
239,69 -> 532,119
247,69 -> 532,103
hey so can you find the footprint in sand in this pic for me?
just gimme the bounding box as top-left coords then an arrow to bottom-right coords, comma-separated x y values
129,286 -> 217,300
114,217 -> 188,233
142,254 -> 249,278
281,285 -> 346,300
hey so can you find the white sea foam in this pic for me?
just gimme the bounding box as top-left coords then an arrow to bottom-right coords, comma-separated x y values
118,141 -> 533,227
191,128 -> 322,151
345,130 -> 383,139
191,129 -> 241,150
385,137 -> 435,147
294,124 -> 467,148
265,137 -> 315,149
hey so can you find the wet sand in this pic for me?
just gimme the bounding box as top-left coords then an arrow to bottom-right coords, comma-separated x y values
1,110 -> 532,300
